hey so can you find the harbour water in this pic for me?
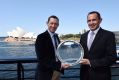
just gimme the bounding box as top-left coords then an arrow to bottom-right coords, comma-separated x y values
0,37 -> 80,80
0,37 -> 119,80
0,37 -> 37,79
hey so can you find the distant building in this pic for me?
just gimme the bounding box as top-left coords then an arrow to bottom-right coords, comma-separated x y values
113,31 -> 119,43
80,29 -> 88,34
4,27 -> 37,42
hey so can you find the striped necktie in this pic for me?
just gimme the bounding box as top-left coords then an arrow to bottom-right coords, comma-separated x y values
88,31 -> 94,50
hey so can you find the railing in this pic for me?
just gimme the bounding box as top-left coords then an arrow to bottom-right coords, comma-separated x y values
0,58 -> 37,80
0,58 -> 119,80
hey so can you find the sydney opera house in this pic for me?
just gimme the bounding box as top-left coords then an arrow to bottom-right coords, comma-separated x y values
4,27 -> 37,42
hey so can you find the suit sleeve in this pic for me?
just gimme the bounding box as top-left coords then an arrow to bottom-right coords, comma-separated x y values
35,35 -> 62,71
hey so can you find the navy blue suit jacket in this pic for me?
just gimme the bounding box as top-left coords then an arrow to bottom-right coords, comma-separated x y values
80,28 -> 117,80
35,30 -> 63,80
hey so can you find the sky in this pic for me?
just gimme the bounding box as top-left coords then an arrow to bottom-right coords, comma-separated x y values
0,0 -> 119,36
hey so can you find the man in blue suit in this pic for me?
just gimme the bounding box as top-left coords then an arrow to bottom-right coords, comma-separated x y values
80,11 -> 117,80
35,15 -> 69,80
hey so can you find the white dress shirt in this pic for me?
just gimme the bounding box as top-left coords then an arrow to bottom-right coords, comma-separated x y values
87,27 -> 100,49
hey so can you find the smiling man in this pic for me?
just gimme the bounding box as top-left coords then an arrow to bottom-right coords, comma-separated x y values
35,15 -> 69,80
80,11 -> 117,80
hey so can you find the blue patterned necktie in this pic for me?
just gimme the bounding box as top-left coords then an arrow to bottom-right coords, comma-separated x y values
53,34 -> 59,61
53,34 -> 58,49
88,31 -> 94,50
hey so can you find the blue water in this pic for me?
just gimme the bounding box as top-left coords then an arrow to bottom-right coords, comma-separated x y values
0,38 -> 80,80
0,37 -> 119,80
0,41 -> 36,59
0,38 -> 37,79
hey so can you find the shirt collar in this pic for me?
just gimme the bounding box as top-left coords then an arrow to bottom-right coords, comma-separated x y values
47,29 -> 55,38
89,27 -> 100,35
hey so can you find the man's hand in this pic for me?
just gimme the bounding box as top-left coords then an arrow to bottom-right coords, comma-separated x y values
61,63 -> 70,69
79,59 -> 91,65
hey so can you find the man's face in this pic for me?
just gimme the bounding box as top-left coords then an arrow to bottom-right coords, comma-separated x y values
47,18 -> 59,33
87,13 -> 102,31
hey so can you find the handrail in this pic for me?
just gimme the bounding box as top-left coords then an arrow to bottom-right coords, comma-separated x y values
0,58 -> 119,80
0,58 -> 37,80
0,57 -> 37,63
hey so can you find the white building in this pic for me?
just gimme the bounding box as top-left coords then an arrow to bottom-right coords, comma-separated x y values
5,27 -> 37,42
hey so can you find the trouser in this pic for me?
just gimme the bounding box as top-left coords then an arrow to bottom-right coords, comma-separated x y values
52,70 -> 61,80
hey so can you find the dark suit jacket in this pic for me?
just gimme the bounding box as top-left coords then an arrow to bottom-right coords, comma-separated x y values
35,30 -> 63,80
80,28 -> 117,80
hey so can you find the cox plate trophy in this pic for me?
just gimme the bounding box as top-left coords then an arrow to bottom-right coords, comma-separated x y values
56,40 -> 84,66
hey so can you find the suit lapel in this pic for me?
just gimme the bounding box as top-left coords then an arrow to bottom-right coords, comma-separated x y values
45,31 -> 55,49
83,31 -> 89,51
55,34 -> 60,44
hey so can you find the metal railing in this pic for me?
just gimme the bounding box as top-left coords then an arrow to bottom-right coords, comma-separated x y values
0,58 -> 119,80
0,58 -> 37,80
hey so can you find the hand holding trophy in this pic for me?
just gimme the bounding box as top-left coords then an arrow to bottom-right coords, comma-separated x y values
56,40 -> 84,67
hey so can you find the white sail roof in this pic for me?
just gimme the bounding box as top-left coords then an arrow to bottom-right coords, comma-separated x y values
7,27 -> 36,38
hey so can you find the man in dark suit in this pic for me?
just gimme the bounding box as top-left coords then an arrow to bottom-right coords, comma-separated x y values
80,11 -> 117,80
35,15 -> 69,80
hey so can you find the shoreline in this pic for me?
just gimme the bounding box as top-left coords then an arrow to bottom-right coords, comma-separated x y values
4,37 -> 36,42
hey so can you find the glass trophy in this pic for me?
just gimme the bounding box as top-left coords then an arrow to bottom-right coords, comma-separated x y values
56,40 -> 84,66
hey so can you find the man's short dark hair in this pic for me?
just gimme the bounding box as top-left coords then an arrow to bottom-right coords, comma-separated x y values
47,15 -> 59,23
87,11 -> 102,20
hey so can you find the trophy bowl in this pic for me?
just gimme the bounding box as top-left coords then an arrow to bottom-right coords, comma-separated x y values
56,40 -> 84,66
